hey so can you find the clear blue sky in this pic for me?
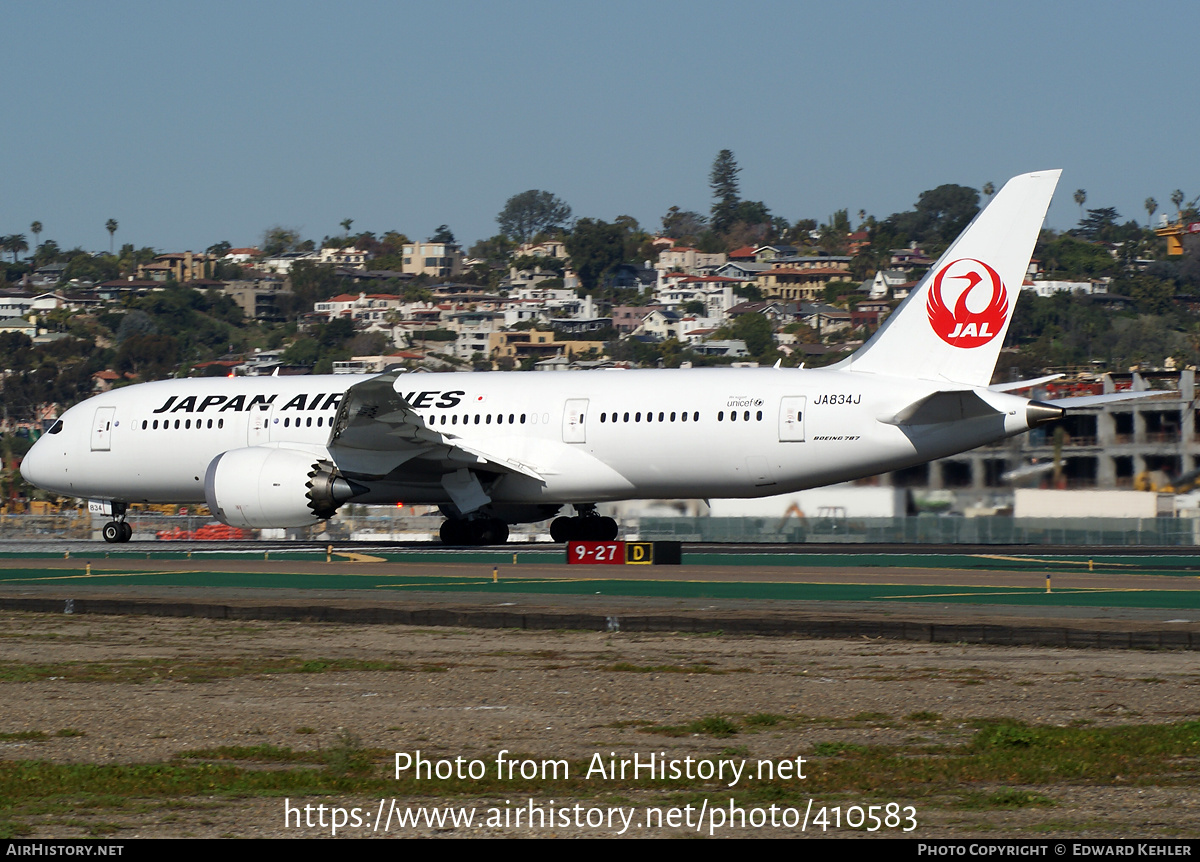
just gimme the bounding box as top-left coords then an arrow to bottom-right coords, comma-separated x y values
3,0 -> 1196,255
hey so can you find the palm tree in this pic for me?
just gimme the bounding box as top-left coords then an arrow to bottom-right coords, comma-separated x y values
1145,197 -> 1158,227
6,234 -> 28,263
1172,189 -> 1185,217
340,218 -> 354,235
105,219 -> 118,255
1074,189 -> 1087,222
982,181 -> 995,201
30,221 -> 42,252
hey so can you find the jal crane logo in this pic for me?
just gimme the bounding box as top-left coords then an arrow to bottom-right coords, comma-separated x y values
925,258 -> 1009,348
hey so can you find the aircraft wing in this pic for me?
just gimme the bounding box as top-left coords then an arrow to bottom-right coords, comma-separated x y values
327,371 -> 545,481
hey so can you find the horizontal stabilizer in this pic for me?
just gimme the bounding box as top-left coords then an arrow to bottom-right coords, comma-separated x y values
1046,391 -> 1168,408
989,374 -> 1063,392
879,390 -> 1000,426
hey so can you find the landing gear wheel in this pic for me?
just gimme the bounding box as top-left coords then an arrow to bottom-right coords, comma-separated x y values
550,515 -> 618,542
550,517 -> 574,543
440,519 -> 468,545
102,522 -> 122,543
119,522 -> 133,543
475,519 -> 508,545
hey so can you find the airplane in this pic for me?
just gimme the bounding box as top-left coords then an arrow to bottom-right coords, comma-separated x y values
20,169 -> 1131,545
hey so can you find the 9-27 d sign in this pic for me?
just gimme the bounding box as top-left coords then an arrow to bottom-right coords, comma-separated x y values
567,541 -> 681,565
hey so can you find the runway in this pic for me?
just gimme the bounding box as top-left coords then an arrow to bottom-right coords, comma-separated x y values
0,543 -> 1196,649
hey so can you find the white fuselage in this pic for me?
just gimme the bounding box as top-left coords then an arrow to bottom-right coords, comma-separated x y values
21,366 -> 1034,508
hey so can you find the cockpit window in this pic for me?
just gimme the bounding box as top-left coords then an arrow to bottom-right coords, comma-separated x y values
47,420 -> 63,435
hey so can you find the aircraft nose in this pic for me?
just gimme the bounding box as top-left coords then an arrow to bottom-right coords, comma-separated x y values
20,437 -> 53,489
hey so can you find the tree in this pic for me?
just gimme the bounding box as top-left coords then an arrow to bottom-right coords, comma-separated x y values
709,149 -> 741,234
723,311 -> 774,358
874,184 -> 980,252
817,210 -> 852,254
660,207 -> 707,241
1076,207 -> 1120,241
105,219 -> 118,255
564,218 -> 627,292
431,225 -> 456,244
496,190 -> 572,243
261,225 -> 301,256
1145,197 -> 1158,227
340,218 -> 354,235
4,234 -> 28,263
982,181 -> 995,200
31,239 -> 61,268
468,234 -> 516,266
30,221 -> 42,251
1074,189 -> 1086,221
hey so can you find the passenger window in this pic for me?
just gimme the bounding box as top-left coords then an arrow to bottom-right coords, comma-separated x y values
141,420 -> 147,430
744,411 -> 750,421
757,411 -> 762,421
718,411 -> 724,421
623,412 -> 629,422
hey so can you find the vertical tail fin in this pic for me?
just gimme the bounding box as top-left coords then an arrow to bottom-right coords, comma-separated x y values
845,169 -> 1061,387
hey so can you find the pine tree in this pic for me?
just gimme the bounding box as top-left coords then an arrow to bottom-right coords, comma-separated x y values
709,150 -> 741,234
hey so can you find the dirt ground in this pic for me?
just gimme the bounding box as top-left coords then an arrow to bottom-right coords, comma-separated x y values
1,608 -> 1198,838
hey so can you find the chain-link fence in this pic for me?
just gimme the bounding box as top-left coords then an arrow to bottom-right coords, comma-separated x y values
634,516 -> 1200,546
3,512 -> 1199,546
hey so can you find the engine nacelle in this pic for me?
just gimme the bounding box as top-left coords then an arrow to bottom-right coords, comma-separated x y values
204,447 -> 360,529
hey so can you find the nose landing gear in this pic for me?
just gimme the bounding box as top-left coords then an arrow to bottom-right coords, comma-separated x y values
100,501 -> 132,543
101,520 -> 132,543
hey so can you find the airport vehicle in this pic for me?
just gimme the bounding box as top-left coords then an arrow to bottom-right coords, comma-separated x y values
23,170 -> 1113,545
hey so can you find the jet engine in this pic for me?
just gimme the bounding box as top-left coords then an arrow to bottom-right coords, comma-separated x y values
204,447 -> 362,528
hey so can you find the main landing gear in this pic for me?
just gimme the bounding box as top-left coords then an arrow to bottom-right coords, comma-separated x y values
550,506 -> 618,542
439,517 -> 510,546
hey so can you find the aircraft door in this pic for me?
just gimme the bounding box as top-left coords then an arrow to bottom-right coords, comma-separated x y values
562,398 -> 589,444
90,406 -> 116,452
247,403 -> 275,445
778,396 -> 806,442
